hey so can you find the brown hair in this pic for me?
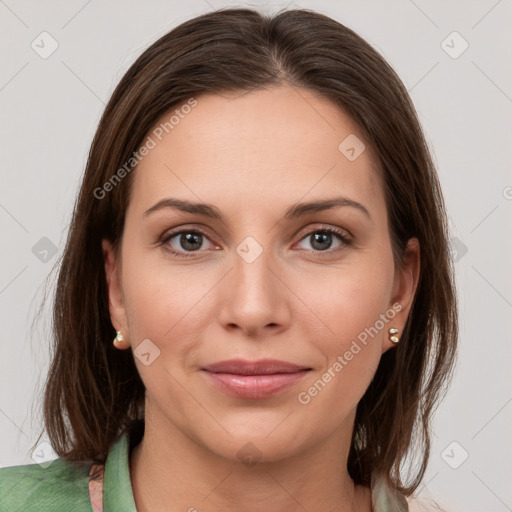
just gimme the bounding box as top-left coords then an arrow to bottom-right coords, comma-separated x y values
35,7 -> 457,497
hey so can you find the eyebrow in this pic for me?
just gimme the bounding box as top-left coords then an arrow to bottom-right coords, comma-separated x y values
144,195 -> 372,221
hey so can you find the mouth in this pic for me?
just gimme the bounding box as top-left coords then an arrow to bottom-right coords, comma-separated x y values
200,358 -> 312,399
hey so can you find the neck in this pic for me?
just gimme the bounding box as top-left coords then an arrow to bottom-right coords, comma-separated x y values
129,409 -> 371,512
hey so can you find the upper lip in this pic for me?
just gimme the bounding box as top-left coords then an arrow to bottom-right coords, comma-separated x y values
201,358 -> 311,375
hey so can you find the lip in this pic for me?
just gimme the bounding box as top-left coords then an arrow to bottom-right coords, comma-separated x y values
201,358 -> 312,399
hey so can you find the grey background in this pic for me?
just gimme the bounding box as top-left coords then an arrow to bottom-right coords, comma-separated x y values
1,1 -> 511,510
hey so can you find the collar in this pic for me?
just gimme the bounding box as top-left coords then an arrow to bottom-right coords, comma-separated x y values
103,431 -> 138,511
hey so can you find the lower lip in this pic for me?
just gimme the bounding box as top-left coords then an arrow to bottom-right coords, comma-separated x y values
202,370 -> 309,399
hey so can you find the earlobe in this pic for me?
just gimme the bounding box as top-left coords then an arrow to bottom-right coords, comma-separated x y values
383,238 -> 420,353
102,239 -> 129,345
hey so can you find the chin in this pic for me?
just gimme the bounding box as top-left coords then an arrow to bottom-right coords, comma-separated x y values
199,422 -> 314,465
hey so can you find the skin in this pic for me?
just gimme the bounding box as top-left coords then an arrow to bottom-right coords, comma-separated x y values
103,85 -> 420,512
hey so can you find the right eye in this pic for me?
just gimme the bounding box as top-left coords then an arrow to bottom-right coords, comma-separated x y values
160,229 -> 217,257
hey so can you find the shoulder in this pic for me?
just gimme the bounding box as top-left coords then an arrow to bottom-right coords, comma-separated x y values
0,456 -> 93,512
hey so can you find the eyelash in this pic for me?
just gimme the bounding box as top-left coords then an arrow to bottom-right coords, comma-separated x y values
158,225 -> 353,258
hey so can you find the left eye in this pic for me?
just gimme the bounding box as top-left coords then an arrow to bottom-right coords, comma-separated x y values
296,229 -> 349,252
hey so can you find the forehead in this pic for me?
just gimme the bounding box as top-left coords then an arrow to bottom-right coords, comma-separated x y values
129,86 -> 385,219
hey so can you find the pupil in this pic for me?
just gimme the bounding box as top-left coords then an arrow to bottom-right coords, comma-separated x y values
181,233 -> 202,251
312,232 -> 331,251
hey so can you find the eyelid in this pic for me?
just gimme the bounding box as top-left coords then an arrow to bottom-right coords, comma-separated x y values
294,223 -> 353,243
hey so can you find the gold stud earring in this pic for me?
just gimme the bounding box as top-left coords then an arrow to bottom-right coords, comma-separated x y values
389,328 -> 399,344
113,330 -> 127,348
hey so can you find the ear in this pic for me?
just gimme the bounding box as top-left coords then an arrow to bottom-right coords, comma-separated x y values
382,237 -> 420,353
102,238 -> 130,348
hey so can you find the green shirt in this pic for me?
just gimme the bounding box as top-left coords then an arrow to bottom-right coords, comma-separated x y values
1,433 -> 409,511
0,432 -> 137,511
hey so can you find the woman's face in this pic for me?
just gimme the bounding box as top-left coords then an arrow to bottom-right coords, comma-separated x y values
103,85 -> 419,462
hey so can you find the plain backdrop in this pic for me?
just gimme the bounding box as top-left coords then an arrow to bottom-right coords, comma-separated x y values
1,1 -> 511,511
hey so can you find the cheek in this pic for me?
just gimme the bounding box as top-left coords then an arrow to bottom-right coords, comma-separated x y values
295,254 -> 394,350
292,253 -> 394,410
120,248 -> 216,364
293,296 -> 387,431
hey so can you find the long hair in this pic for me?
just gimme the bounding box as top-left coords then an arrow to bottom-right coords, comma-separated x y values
35,7 -> 458,499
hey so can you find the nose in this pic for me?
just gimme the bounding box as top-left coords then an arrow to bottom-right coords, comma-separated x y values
217,244 -> 292,339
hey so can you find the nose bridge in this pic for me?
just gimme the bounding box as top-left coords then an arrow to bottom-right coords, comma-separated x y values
218,234 -> 290,336
233,236 -> 277,313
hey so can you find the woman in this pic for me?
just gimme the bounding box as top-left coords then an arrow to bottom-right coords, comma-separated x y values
0,7 -> 457,511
